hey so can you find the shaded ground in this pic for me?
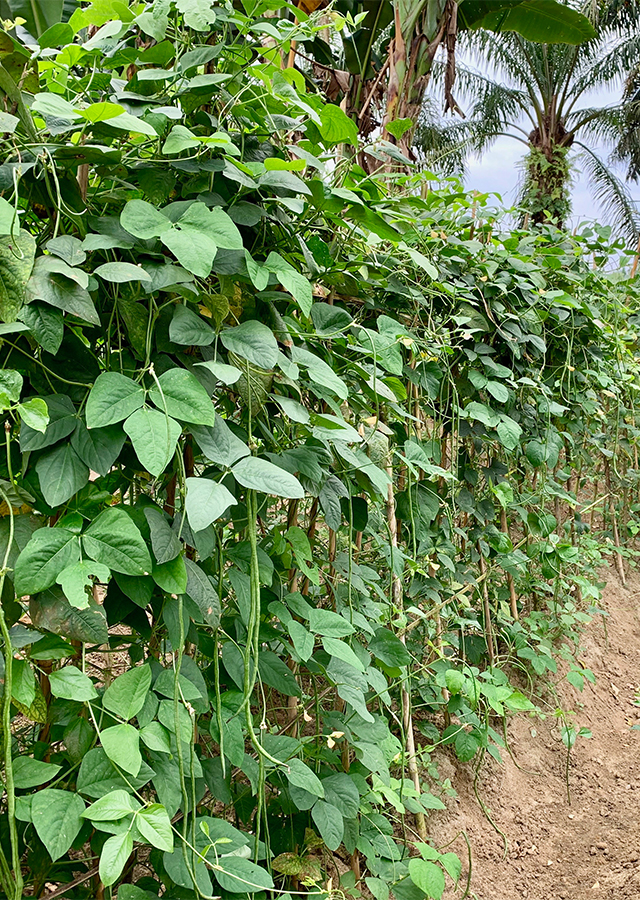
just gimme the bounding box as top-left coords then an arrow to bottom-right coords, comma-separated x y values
428,569 -> 640,900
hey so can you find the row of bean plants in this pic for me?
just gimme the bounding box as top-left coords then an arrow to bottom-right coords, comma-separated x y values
0,2 -> 637,899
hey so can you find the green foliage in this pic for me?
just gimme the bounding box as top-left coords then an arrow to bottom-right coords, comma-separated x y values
0,4 -> 633,900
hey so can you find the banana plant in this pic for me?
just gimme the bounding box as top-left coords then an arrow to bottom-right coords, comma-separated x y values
304,0 -> 595,157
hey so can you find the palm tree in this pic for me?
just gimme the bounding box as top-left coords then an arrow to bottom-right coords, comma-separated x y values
415,2 -> 640,239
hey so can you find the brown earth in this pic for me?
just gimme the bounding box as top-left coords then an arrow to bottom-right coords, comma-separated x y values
428,569 -> 640,900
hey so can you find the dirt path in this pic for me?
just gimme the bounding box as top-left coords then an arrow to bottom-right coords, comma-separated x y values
430,570 -> 640,900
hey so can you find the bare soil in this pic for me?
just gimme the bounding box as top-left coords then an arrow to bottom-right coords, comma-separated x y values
428,569 -> 640,900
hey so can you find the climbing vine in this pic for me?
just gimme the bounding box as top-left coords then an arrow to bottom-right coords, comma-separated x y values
0,3 -> 637,900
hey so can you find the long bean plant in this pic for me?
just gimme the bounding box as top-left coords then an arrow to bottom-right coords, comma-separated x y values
0,3 -> 637,900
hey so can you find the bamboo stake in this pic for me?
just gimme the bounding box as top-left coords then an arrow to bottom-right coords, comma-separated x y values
605,459 -> 626,585
386,467 -> 427,840
477,546 -> 495,665
500,508 -> 519,621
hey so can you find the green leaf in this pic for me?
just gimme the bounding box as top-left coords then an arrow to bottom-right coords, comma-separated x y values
185,558 -> 220,628
81,790 -> 140,821
191,417 -> 249,467
120,199 -> 172,239
285,757 -> 324,797
152,554 -> 188,594
444,670 -> 465,694
287,620 -> 314,661
292,346 -> 348,400
49,665 -> 98,701
162,124 -> 201,154
62,718 -> 95,764
140,721 -> 172,754
102,664 -> 152,721
467,0 -> 596,44
214,857 -> 274,894
277,268 -> 312,317
136,804 -> 173,852
149,367 -> 215,426
195,360 -> 242,386
95,262 -> 152,283
46,235 -> 86,267
27,256 -> 99,325
319,104 -> 358,146
161,228 -> 218,278
486,380 -> 509,403
368,628 -> 411,667
232,457 -> 304,499
86,372 -> 145,429
31,789 -> 86,861
13,756 -> 61,789
322,773 -> 360,819
463,401 -> 500,428
71,422 -> 126,476
14,528 -> 80,596
497,416 -> 522,451
170,304 -> 214,346
83,507 -> 152,576
220,321 -> 278,370
160,203 -> 243,279
0,111 -> 18,133
81,101 -> 125,123
32,92 -> 80,120
163,848 -> 212,894
308,608 -> 354,638
144,507 -> 181,564
12,658 -> 36,707
176,0 -> 217,30
311,800 -> 344,851
439,852 -> 461,884
77,747 -> 154,798
259,650 -> 301,696
17,398 -> 49,433
176,203 -> 243,253
100,831 -> 134,887
101,723 -> 142,776
185,477 -> 237,531
124,407 -> 182,476
310,302 -> 353,334
385,117 -> 413,140
0,369 -> 22,406
322,636 -> 365,672
56,560 -> 111,610
0,230 -> 36,323
260,169 -> 311,196
21,394 -> 76,452
114,888 -> 153,900
408,858 -> 445,899
454,729 -> 480,763
18,302 -> 63,354
30,587 -> 108,645
336,683 -> 373,722
36,443 -> 89,507
107,111 -> 158,137
525,440 -> 547,467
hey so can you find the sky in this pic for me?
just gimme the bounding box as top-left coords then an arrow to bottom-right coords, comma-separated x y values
464,132 -> 640,232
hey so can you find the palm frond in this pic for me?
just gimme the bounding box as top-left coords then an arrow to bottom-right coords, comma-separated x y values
574,143 -> 640,242
568,33 -> 640,99
565,105 -> 626,147
431,62 -> 534,128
